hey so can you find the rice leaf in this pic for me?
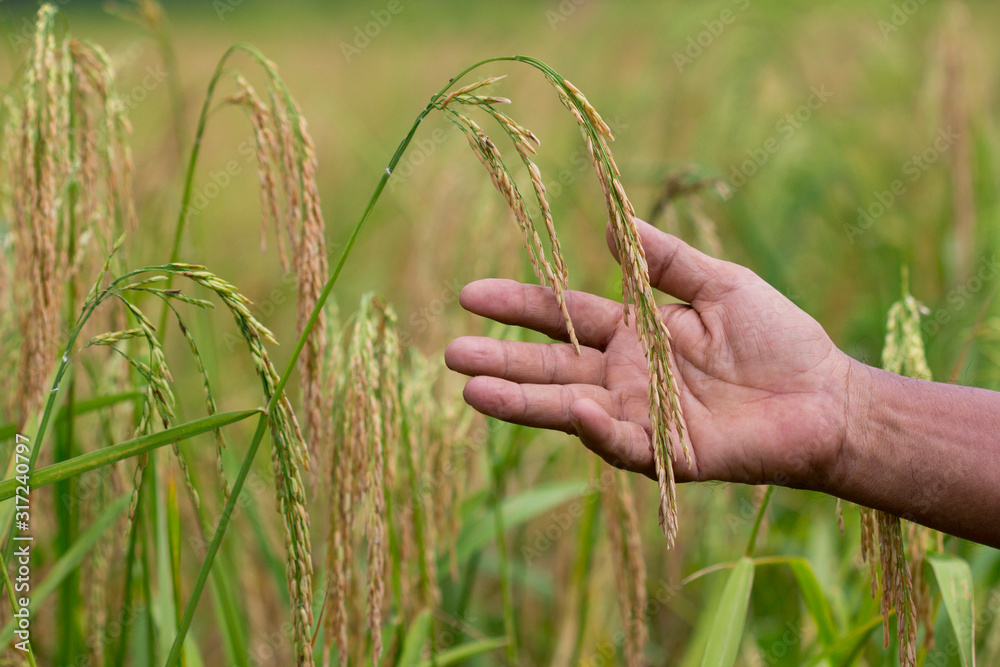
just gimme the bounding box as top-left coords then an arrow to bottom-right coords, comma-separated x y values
455,479 -> 590,561
786,558 -> 839,648
397,608 -> 433,667
417,638 -> 507,666
926,552 -> 976,667
0,409 -> 259,500
700,557 -> 755,667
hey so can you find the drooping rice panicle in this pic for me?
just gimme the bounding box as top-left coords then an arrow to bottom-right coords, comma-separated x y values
323,294 -> 401,666
223,65 -> 329,469
3,6 -> 136,429
170,262 -> 315,666
602,470 -> 649,667
860,271 -> 934,667
10,5 -> 70,426
436,86 -> 579,351
538,71 -> 688,546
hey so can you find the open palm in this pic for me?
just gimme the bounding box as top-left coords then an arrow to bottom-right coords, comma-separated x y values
445,219 -> 854,489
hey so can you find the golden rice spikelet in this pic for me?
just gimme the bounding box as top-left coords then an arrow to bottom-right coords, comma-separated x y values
172,264 -> 315,666
437,84 -> 579,350
225,67 -> 329,468
544,73 -> 688,545
602,470 -> 649,667
9,6 -> 70,425
860,273 -> 934,667
323,294 -> 401,666
3,6 -> 136,426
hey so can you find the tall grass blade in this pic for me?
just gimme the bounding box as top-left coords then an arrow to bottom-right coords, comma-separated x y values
699,557 -> 755,667
926,552 -> 976,667
417,638 -> 508,667
0,409 -> 259,500
454,480 -> 589,562
167,478 -> 186,667
786,558 -> 838,648
397,608 -> 433,667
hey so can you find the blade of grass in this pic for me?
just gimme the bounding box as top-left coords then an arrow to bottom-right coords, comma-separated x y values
699,557 -> 755,667
112,475 -> 145,667
926,552 -> 976,667
55,378 -> 80,662
397,609 -> 433,667
567,477 -> 601,666
167,478 -> 185,667
786,558 -> 839,649
815,615 -> 883,667
486,423 -> 518,665
165,412 -> 268,666
0,409 -> 259,501
417,638 -> 508,667
745,486 -> 774,557
454,480 -> 590,563
0,391 -> 143,444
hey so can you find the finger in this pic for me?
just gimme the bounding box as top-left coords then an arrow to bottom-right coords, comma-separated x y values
569,398 -> 655,480
462,376 -> 616,432
445,336 -> 605,385
606,217 -> 748,307
460,279 -> 621,348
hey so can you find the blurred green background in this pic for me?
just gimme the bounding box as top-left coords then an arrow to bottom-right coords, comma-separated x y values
2,0 -> 999,665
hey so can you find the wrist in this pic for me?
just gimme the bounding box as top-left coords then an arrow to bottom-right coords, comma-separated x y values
818,356 -> 880,497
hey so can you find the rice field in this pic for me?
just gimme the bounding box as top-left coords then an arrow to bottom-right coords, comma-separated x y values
1,1 -> 999,665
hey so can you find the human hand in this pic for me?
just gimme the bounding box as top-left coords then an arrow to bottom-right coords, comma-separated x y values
445,218 -> 857,490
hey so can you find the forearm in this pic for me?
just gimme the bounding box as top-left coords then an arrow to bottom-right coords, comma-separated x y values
824,360 -> 1000,548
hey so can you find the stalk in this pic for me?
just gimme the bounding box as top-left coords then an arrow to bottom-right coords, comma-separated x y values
56,68 -> 80,662
745,486 -> 774,557
486,425 -> 519,665
124,54 -> 626,663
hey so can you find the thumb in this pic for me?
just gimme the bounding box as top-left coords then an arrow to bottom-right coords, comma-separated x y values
605,217 -> 741,307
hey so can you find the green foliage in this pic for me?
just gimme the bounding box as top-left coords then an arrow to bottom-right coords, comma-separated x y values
700,558 -> 755,667
927,552 -> 977,667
